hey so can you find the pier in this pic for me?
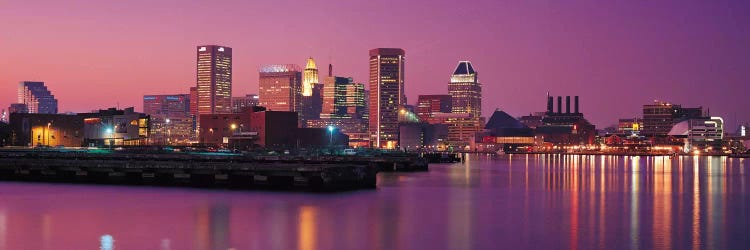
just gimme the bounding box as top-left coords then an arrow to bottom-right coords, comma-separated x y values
0,150 -> 400,191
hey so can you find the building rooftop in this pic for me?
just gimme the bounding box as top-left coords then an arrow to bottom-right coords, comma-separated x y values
453,61 -> 476,75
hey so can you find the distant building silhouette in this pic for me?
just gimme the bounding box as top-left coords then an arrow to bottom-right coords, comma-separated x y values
18,81 -> 58,114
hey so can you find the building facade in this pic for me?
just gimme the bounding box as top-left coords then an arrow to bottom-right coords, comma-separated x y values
143,94 -> 192,145
196,45 -> 232,115
416,95 -> 452,123
8,103 -> 28,114
9,113 -> 84,147
668,117 -> 724,151
642,101 -> 703,137
446,61 -> 483,148
449,61 -> 481,117
79,107 -> 150,146
369,48 -> 405,148
258,64 -> 302,114
18,81 -> 58,114
231,94 -> 259,113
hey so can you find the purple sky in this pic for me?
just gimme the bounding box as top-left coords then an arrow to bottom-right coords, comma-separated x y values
1,0 -> 749,129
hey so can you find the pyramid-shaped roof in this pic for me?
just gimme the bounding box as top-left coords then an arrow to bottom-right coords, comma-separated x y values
453,61 -> 476,75
485,110 -> 533,137
485,110 -> 528,130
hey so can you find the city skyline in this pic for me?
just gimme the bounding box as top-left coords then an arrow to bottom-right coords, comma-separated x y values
2,0 -> 749,129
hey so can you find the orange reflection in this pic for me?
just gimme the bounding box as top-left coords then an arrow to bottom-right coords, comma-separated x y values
692,156 -> 700,250
630,156 -> 640,249
653,156 -> 672,249
298,206 -> 317,250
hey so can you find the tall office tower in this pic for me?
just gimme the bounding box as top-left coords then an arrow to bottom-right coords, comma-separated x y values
258,64 -> 302,113
368,48 -> 405,148
449,61 -> 481,117
446,61 -> 483,148
18,81 -> 58,114
300,58 -> 322,126
416,95 -> 452,122
196,45 -> 232,115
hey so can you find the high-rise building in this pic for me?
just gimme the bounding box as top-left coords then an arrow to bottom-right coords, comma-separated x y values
258,64 -> 302,114
302,57 -> 319,97
321,76 -> 366,119
196,45 -> 232,115
18,81 -> 58,114
449,61 -> 481,117
143,94 -> 192,145
231,94 -> 260,113
300,58 -> 322,126
445,61 -> 483,148
416,95 -> 452,123
189,87 -> 198,117
369,48 -> 405,148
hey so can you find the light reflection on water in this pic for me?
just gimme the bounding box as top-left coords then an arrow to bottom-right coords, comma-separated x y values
0,154 -> 747,249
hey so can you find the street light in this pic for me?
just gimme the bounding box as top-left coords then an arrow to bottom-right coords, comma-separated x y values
165,118 -> 171,145
106,127 -> 113,149
327,126 -> 334,145
46,122 -> 51,147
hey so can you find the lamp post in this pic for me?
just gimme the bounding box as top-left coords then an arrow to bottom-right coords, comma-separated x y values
327,126 -> 334,145
165,118 -> 171,145
106,127 -> 113,150
46,122 -> 51,147
230,124 -> 237,150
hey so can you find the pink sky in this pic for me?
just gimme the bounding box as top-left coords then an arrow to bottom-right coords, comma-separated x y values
2,0 -> 749,128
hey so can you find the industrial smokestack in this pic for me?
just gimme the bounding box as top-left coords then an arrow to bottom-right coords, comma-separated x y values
557,96 -> 562,114
547,96 -> 553,114
566,96 -> 571,114
575,96 -> 579,114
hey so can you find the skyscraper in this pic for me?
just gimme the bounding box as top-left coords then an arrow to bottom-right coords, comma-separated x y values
321,76 -> 366,119
449,61 -> 481,117
258,64 -> 302,113
302,57 -> 319,97
18,81 -> 58,114
446,61 -> 483,148
300,58 -> 322,126
369,48 -> 405,148
196,45 -> 232,115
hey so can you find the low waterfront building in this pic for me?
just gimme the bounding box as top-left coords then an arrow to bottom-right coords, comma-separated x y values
307,118 -> 369,148
535,94 -> 596,145
668,117 -> 724,151
79,107 -> 150,146
8,113 -> 84,147
198,112 -> 253,147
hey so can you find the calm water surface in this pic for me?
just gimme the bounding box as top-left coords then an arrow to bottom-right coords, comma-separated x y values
0,154 -> 748,249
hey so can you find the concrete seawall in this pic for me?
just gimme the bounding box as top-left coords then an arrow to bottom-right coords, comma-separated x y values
0,151 -> 385,191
